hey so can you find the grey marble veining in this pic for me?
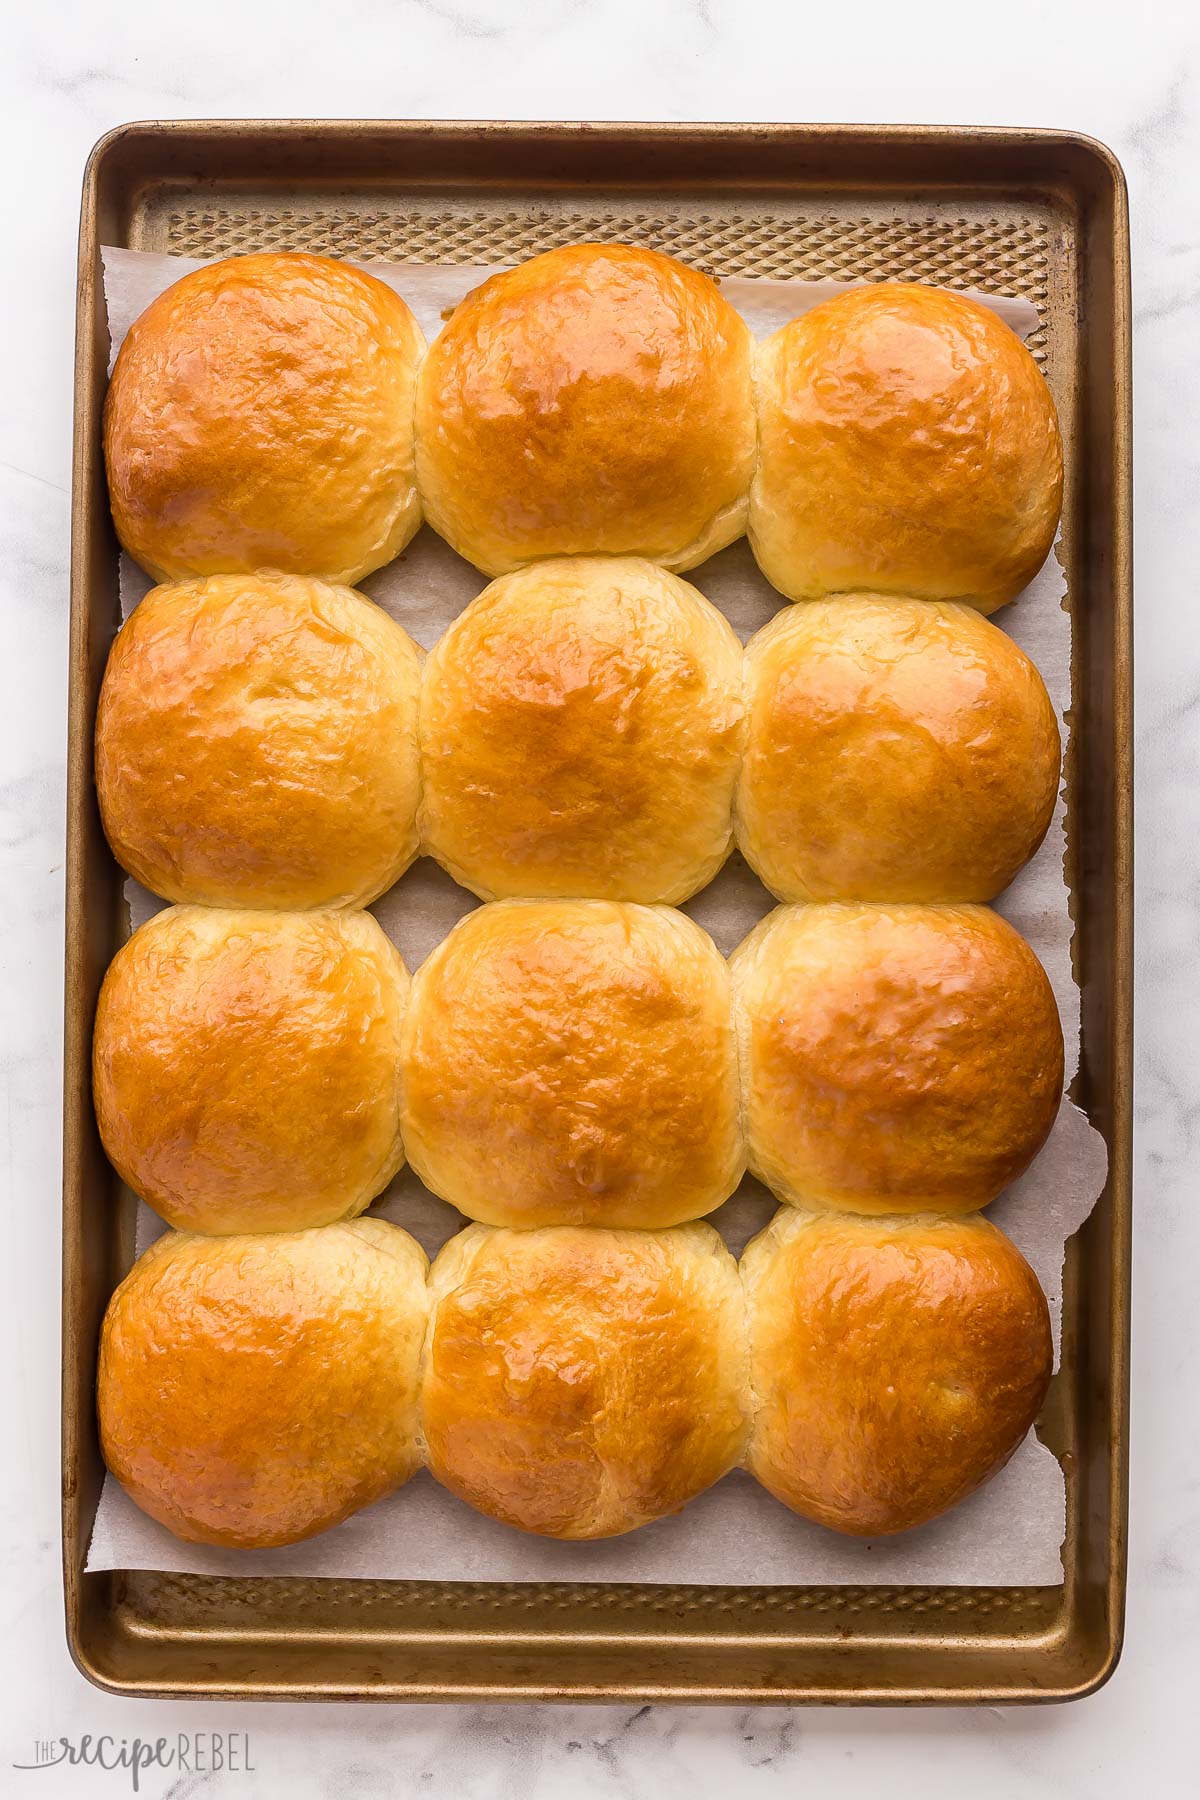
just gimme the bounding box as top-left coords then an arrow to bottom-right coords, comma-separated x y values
0,2 -> 1195,1792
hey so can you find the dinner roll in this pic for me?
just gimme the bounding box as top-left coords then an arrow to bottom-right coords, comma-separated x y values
422,1222 -> 747,1538
93,907 -> 408,1235
750,283 -> 1063,611
731,903 -> 1062,1213
737,596 -> 1060,903
98,1220 -> 428,1547
96,573 -> 422,910
420,557 -> 744,902
105,252 -> 425,584
742,1206 -> 1052,1535
414,243 -> 756,575
400,900 -> 743,1227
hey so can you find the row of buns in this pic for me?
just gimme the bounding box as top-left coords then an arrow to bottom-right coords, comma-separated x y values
93,897 -> 1063,1239
99,1209 -> 1052,1549
104,245 -> 1062,608
96,562 -> 1061,914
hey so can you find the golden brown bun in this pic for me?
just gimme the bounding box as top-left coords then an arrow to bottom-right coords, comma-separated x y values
105,253 -> 425,585
400,900 -> 744,1228
731,903 -> 1062,1213
96,573 -> 423,910
742,1206 -> 1052,1535
414,243 -> 756,575
422,1222 -> 747,1538
749,283 -> 1063,612
98,1220 -> 428,1547
93,907 -> 408,1234
419,557 -> 744,902
737,596 -> 1060,903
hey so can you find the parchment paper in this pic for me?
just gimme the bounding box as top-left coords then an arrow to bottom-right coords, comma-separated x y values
86,248 -> 1107,1586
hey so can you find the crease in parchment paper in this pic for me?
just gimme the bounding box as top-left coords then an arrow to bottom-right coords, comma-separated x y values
86,247 -> 1105,1588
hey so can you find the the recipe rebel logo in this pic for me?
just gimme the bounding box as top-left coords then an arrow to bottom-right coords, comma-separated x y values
13,1733 -> 255,1790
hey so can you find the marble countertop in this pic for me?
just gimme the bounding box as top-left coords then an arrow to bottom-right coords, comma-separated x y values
1,1 -> 1193,1792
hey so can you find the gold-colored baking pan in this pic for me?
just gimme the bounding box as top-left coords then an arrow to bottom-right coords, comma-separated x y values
64,120 -> 1132,1704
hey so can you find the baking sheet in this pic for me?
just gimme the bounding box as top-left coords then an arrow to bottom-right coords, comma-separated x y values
86,248 -> 1107,1586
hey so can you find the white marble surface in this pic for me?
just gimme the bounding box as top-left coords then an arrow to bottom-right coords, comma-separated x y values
0,1 -> 1193,1793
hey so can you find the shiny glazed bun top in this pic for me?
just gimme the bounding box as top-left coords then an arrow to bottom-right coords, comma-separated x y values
419,557 -> 744,903
742,1206 -> 1052,1536
93,907 -> 409,1237
732,902 -> 1063,1214
422,1222 -> 748,1539
414,243 -> 757,575
750,282 -> 1063,612
96,573 -> 423,911
99,1219 -> 428,1548
737,595 -> 1061,903
105,252 -> 426,585
400,900 -> 744,1230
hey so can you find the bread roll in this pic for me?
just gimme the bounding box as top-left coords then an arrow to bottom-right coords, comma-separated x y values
737,595 -> 1060,903
742,1206 -> 1052,1535
96,573 -> 423,910
422,1222 -> 747,1538
419,557 -> 744,902
731,903 -> 1062,1213
414,243 -> 756,574
93,907 -> 408,1234
98,1220 -> 428,1547
104,252 -> 425,585
750,283 -> 1063,611
400,900 -> 743,1228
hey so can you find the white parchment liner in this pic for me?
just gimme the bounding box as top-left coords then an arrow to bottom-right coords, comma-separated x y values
86,248 -> 1107,1586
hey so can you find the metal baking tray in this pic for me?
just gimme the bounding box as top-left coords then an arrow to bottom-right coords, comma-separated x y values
64,120 -> 1132,1704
